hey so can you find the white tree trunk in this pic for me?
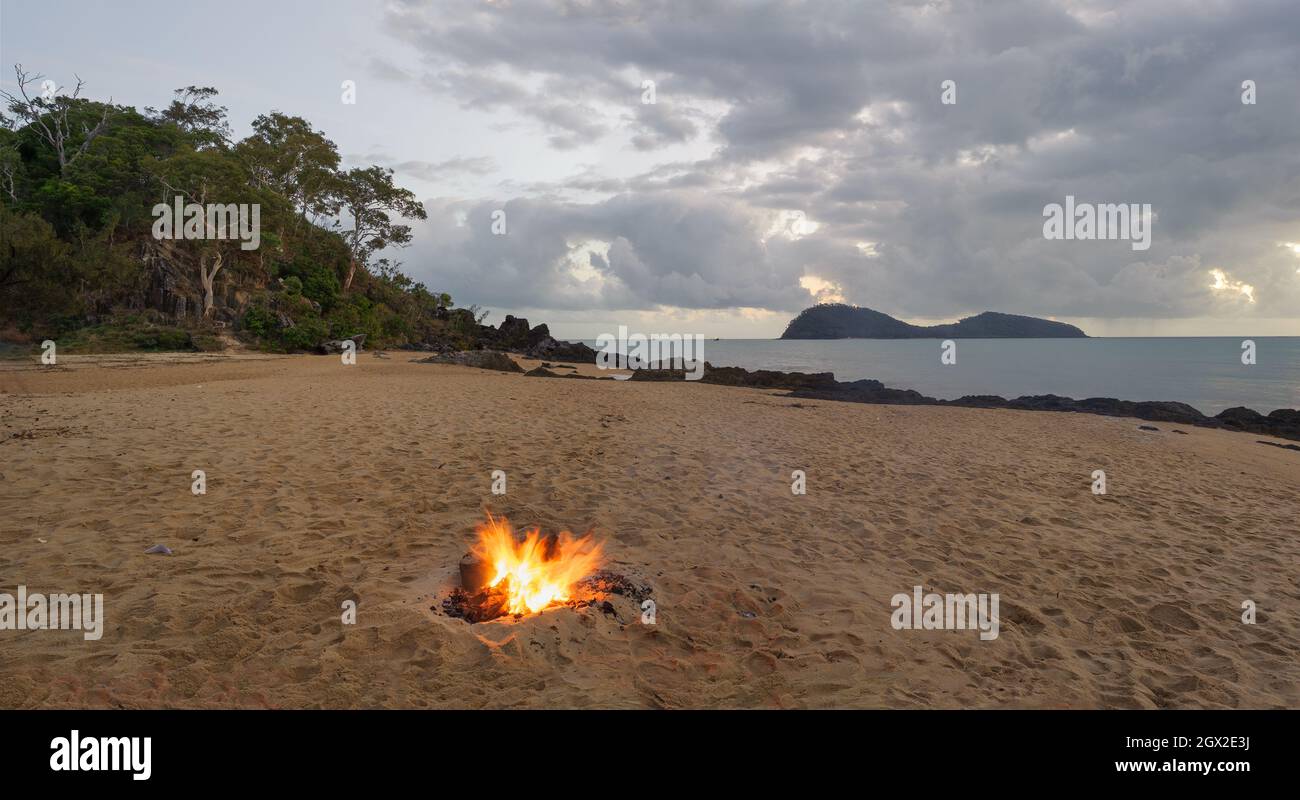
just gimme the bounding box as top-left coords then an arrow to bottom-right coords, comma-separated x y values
200,252 -> 223,318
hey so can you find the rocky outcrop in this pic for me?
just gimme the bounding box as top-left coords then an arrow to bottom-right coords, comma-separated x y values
1216,407 -> 1300,440
787,378 -> 932,404
627,362 -> 838,390
494,315 -> 538,349
781,304 -> 1088,339
524,334 -> 599,363
418,349 -> 523,373
626,361 -> 1299,442
524,365 -> 602,379
317,333 -> 367,354
463,314 -> 598,363
784,376 -> 1298,440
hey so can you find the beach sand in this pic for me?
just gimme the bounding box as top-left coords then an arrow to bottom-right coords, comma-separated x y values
1,351 -> 1297,708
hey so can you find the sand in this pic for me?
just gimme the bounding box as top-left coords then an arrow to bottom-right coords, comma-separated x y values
1,351 -> 1297,708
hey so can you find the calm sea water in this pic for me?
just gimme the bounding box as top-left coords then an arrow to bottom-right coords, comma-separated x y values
585,337 -> 1300,415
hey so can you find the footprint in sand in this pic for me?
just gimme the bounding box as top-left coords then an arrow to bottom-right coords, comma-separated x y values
1149,603 -> 1200,633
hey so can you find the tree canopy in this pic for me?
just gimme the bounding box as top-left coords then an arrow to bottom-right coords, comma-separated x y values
0,65 -> 458,352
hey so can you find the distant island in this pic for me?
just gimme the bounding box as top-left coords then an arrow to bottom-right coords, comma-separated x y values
780,304 -> 1088,339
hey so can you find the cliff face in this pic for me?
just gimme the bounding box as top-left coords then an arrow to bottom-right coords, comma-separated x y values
780,305 -> 1088,339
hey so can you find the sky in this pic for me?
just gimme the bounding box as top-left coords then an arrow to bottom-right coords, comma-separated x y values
3,0 -> 1299,337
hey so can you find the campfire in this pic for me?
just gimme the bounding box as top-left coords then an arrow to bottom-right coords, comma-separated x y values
443,512 -> 608,623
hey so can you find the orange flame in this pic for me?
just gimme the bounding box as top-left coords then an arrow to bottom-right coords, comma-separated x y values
474,512 -> 604,615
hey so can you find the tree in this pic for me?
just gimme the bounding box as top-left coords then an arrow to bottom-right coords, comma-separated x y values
146,86 -> 231,149
335,165 -> 427,291
1,64 -> 452,352
0,125 -> 20,203
236,113 -> 341,225
0,65 -> 112,176
146,149 -> 272,318
0,204 -> 74,323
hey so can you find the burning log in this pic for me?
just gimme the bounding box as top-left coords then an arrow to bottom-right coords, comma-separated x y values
442,585 -> 511,624
437,513 -> 654,624
459,553 -> 492,593
440,512 -> 604,622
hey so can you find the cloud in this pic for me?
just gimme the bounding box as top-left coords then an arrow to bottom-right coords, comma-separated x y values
380,0 -> 1300,327
344,152 -> 499,182
409,191 -> 810,313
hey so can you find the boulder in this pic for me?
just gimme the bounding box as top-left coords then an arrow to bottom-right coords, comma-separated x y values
496,315 -> 533,348
1216,406 -> 1300,440
1010,394 -> 1078,412
524,335 -> 599,363
1068,398 -> 1207,425
789,378 -> 933,404
317,334 -> 366,355
950,395 -> 1012,408
418,349 -> 523,373
1267,408 -> 1300,425
524,322 -> 552,350
627,362 -> 838,390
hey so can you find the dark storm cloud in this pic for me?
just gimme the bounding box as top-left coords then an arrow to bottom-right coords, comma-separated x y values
417,191 -> 809,312
383,0 -> 1300,322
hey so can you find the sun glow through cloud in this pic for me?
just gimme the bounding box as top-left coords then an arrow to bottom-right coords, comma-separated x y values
1283,242 -> 1300,272
1208,268 -> 1255,303
766,210 -> 820,241
800,275 -> 845,304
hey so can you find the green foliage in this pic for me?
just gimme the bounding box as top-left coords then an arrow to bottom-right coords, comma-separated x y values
0,204 -> 76,328
240,305 -> 276,338
44,314 -> 197,354
133,327 -> 195,351
279,316 -> 329,352
1,68 -> 460,353
277,242 -> 342,311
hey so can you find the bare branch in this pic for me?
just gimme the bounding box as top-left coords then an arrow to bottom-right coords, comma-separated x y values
0,64 -> 113,174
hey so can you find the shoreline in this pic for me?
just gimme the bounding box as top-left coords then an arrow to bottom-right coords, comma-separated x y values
624,359 -> 1300,443
4,346 -> 1299,443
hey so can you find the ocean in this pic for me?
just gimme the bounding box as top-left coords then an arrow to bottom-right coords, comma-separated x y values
586,337 -> 1300,415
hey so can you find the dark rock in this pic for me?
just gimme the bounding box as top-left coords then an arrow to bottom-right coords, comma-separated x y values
1216,406 -> 1268,428
629,361 -> 838,391
1069,398 -> 1207,425
496,315 -> 533,348
523,323 -> 552,350
951,395 -> 1012,408
401,340 -> 455,354
1138,425 -> 1160,431
702,365 -> 837,390
418,349 -> 523,373
524,335 -> 598,363
790,378 -> 932,404
778,368 -> 1297,442
1214,407 -> 1300,440
316,333 -> 367,355
1012,394 -> 1079,412
1267,409 -> 1300,425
